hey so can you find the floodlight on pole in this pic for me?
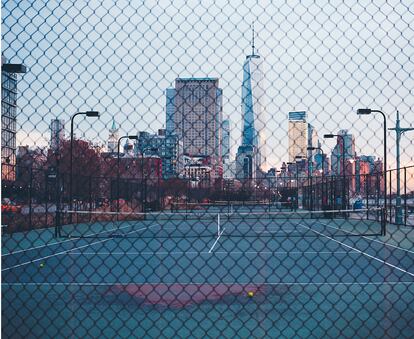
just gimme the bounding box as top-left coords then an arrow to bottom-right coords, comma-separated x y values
2,63 -> 27,73
389,111 -> 414,224
69,111 -> 100,217
357,108 -> 387,234
117,135 -> 139,216
324,133 -> 346,210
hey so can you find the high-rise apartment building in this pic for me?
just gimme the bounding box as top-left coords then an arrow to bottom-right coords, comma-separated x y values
50,119 -> 65,152
172,78 -> 223,178
1,57 -> 26,181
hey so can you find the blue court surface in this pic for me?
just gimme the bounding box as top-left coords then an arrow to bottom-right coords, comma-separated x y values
2,213 -> 414,338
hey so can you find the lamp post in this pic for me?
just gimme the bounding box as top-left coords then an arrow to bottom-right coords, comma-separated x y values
324,134 -> 346,211
117,135 -> 138,214
357,108 -> 387,230
69,111 -> 100,216
307,146 -> 325,211
287,157 -> 303,211
389,111 -> 414,224
307,146 -> 325,175
140,146 -> 158,213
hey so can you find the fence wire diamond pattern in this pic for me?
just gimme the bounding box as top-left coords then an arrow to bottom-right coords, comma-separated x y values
2,1 -> 414,338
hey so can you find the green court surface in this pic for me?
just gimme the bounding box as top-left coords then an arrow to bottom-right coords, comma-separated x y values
2,212 -> 414,338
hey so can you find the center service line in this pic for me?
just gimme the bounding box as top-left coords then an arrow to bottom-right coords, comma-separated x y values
209,228 -> 225,253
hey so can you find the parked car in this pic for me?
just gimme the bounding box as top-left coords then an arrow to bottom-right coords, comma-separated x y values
351,196 -> 364,210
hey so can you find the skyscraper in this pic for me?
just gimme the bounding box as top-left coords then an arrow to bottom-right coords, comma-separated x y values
288,111 -> 308,162
1,57 -> 26,181
173,78 -> 223,178
236,28 -> 267,179
165,88 -> 175,135
221,119 -> 230,162
50,119 -> 65,152
331,129 -> 356,175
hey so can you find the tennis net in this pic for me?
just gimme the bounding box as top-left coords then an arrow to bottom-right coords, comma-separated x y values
185,201 -> 293,213
57,207 -> 385,238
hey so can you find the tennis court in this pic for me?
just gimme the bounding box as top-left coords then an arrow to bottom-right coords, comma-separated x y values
2,207 -> 414,338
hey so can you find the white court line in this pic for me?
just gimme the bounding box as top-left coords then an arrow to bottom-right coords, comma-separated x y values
1,224 -> 158,272
67,250 -> 359,256
2,281 -> 413,286
299,223 -> 414,278
208,228 -> 225,253
318,221 -> 414,254
2,221 -> 141,257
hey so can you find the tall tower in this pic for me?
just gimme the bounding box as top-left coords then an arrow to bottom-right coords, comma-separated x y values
107,117 -> 119,153
288,111 -> 308,162
236,24 -> 267,179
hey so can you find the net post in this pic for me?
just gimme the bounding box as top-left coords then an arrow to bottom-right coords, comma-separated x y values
381,207 -> 386,236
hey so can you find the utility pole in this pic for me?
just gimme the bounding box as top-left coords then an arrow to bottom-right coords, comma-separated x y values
389,111 -> 414,224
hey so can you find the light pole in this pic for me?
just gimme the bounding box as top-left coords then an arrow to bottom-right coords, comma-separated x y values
140,146 -> 158,213
307,146 -> 325,175
117,135 -> 138,214
357,108 -> 387,230
307,146 -> 325,211
324,134 -> 346,211
287,157 -> 303,211
69,111 -> 100,216
389,111 -> 414,224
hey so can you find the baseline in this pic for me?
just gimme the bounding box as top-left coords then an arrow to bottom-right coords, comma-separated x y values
2,221 -> 140,257
318,221 -> 414,254
299,223 -> 414,278
1,224 -> 158,272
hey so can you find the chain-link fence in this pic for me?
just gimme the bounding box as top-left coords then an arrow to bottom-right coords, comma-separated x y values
2,1 -> 414,338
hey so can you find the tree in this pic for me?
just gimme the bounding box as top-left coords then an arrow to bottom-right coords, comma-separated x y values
47,139 -> 103,202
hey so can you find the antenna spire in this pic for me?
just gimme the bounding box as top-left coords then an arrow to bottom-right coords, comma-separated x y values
251,22 -> 255,55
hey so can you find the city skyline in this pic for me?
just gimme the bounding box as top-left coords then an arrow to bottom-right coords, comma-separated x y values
2,3 -> 414,337
3,1 -> 412,172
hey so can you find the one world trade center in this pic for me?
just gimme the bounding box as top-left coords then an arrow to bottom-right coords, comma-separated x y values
236,27 -> 267,180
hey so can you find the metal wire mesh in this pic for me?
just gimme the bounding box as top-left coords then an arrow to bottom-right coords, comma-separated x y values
2,1 -> 414,338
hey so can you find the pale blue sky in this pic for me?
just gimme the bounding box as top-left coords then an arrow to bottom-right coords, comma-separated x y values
2,0 -> 414,171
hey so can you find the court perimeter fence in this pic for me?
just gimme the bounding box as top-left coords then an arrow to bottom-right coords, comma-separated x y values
2,164 -> 413,234
2,2 -> 414,338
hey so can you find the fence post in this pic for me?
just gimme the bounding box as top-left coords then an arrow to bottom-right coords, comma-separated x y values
366,174 -> 369,220
45,171 -> 49,228
389,170 -> 392,224
55,156 -> 61,238
404,167 -> 407,225
28,167 -> 33,230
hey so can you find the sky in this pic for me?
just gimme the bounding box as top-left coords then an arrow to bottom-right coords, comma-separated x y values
2,0 -> 414,174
